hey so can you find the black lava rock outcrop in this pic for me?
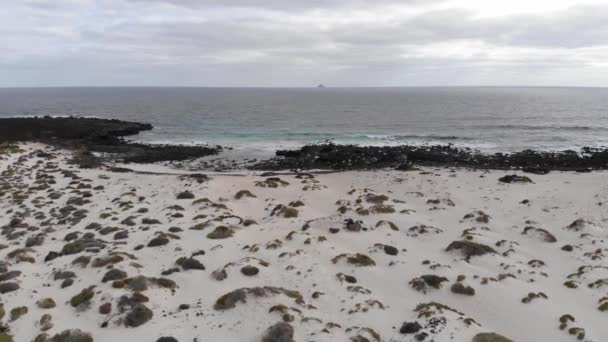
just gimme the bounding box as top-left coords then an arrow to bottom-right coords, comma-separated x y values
249,143 -> 608,171
0,117 -> 221,165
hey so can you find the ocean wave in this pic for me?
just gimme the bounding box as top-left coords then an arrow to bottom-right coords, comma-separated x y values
219,131 -> 474,142
136,132 -> 483,155
363,134 -> 472,141
478,124 -> 605,131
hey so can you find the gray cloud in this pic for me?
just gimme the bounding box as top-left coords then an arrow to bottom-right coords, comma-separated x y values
1,0 -> 608,86
125,0 -> 437,10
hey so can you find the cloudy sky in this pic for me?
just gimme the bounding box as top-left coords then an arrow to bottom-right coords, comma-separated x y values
2,0 -> 608,87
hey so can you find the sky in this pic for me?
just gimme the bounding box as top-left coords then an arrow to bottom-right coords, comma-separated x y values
2,0 -> 608,87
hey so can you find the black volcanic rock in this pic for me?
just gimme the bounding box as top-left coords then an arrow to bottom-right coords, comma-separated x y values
249,143 -> 608,172
0,117 -> 221,165
0,117 -> 151,142
124,303 -> 153,327
270,144 -> 408,170
400,321 -> 422,334
102,269 -> 128,283
383,245 -> 398,256
0,282 -> 20,293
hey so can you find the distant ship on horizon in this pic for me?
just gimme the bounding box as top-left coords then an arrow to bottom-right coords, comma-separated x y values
317,83 -> 326,88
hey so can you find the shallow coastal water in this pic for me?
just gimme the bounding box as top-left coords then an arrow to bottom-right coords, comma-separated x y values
1,87 -> 607,159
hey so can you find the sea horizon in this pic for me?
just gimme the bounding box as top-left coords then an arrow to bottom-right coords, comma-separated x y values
1,85 -> 607,89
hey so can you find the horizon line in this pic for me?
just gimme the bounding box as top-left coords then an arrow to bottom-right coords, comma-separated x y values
0,85 -> 607,89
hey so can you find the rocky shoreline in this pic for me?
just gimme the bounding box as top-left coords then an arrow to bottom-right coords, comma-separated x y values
249,143 -> 608,172
0,117 -> 222,166
2,117 -> 608,172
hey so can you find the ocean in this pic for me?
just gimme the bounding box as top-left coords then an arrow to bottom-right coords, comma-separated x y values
1,87 -> 607,159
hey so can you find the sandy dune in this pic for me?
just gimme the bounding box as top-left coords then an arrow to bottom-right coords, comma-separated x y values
0,143 -> 607,342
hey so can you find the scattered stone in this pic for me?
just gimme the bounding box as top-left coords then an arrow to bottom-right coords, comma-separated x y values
10,306 -> 28,321
566,219 -> 588,232
376,220 -> 399,231
142,218 -> 161,225
0,270 -> 21,282
102,269 -> 128,282
124,303 -> 153,327
473,332 -> 514,342
243,219 -> 258,226
261,322 -> 295,342
148,236 -> 170,247
156,338 -> 178,342
64,232 -> 79,241
212,269 -> 228,281
383,245 -> 398,256
446,240 -> 496,260
61,240 -> 85,255
337,273 -> 357,283
344,218 -> 363,232
114,231 -> 129,240
255,177 -> 289,188
0,282 -> 19,294
271,205 -> 299,218
400,321 -> 422,334
45,251 -> 61,262
25,235 -> 45,247
121,217 -> 136,226
463,211 -> 491,223
241,266 -> 259,276
39,313 -> 53,331
99,302 -> 112,315
522,226 -> 557,243
178,257 -> 205,271
498,174 -> 533,184
235,190 -> 256,199
176,191 -> 195,199
332,253 -> 376,267
561,245 -> 574,252
37,298 -> 56,309
207,226 -> 235,239
410,275 -> 449,293
180,173 -> 210,184
214,287 -> 304,311
451,282 -> 475,296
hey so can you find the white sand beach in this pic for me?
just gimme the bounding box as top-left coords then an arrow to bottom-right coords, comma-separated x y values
1,143 -> 607,342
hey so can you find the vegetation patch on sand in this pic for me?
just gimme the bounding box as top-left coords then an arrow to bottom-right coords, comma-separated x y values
445,240 -> 496,261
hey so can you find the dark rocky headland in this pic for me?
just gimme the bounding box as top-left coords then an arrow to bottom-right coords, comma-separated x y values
0,117 -> 221,166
